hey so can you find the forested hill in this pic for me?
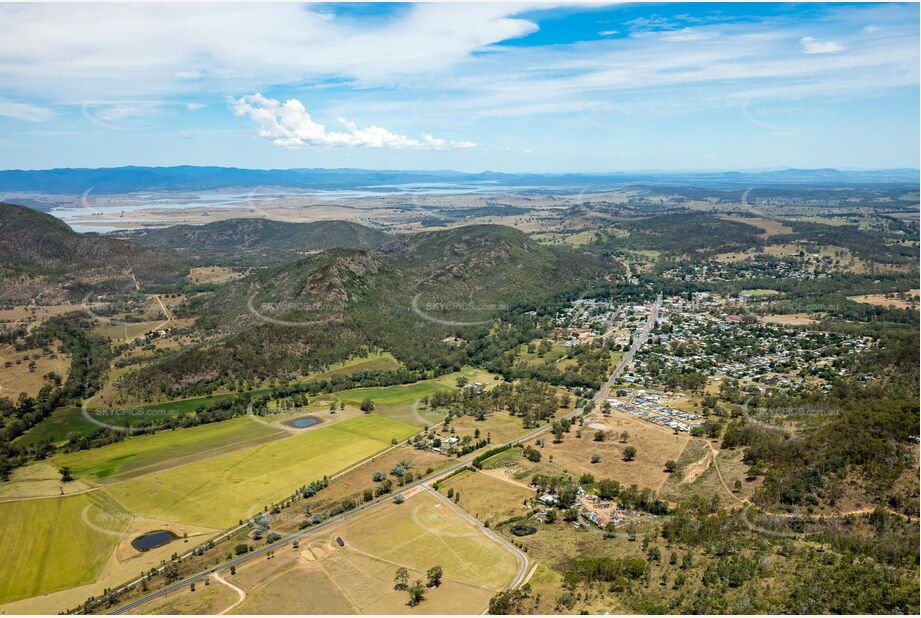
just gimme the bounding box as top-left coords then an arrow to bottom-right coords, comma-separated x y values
0,202 -> 188,302
115,218 -> 390,265
117,224 -> 612,399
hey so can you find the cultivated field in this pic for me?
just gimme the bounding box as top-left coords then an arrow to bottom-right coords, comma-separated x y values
53,416 -> 286,482
105,414 -> 418,528
0,492 -> 128,604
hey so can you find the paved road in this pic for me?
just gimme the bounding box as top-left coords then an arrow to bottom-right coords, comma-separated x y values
107,415 -> 576,614
591,292 -> 662,409
107,293 -> 663,615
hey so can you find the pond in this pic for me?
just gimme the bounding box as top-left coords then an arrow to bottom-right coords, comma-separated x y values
131,529 -> 178,551
283,415 -> 321,429
511,525 -> 538,537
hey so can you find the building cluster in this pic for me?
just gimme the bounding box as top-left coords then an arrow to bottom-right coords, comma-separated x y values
607,389 -> 702,433
626,295 -> 873,395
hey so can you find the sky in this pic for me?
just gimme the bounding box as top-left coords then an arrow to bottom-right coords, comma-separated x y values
0,2 -> 918,172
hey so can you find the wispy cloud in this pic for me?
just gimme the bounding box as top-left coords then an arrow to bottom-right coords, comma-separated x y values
800,36 -> 846,54
230,93 -> 475,150
0,98 -> 54,122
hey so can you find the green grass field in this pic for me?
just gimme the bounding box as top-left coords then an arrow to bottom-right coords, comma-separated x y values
0,492 -> 128,604
307,351 -> 401,382
14,406 -> 92,446
53,417 -> 286,482
105,414 -> 418,528
335,367 -> 498,426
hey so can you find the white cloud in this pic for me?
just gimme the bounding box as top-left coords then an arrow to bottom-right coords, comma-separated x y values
0,3 -> 540,101
0,98 -> 54,122
230,93 -> 475,150
800,36 -> 846,54
186,102 -> 206,111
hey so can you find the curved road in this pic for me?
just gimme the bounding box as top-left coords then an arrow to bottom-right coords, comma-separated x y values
106,292 -> 663,615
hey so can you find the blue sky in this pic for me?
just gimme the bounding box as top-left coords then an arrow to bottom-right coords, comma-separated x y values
0,2 -> 917,172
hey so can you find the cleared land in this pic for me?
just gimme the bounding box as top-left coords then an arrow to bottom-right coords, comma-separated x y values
0,492 -> 128,604
0,345 -> 69,398
105,414 -> 418,528
540,412 -> 689,491
849,291 -> 919,309
439,469 -> 533,524
144,489 -> 519,615
335,367 -> 499,426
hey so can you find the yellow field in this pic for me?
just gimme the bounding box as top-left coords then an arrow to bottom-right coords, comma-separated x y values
439,469 -> 533,524
849,291 -> 919,309
53,416 -> 286,483
541,412 -> 689,491
0,345 -> 70,399
105,414 -> 418,528
762,313 -> 820,325
134,490 -> 519,614
0,492 -> 128,604
187,266 -> 244,285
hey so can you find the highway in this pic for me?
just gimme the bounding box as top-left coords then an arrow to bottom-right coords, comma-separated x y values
107,292 -> 662,615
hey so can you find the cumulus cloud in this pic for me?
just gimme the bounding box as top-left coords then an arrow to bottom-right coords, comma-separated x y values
800,36 -> 846,54
230,94 -> 475,150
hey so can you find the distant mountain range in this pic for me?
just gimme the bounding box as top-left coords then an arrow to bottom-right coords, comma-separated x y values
115,219 -> 390,266
0,202 -> 187,303
0,165 -> 917,195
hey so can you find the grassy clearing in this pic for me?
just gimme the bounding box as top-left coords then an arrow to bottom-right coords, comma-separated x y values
0,345 -> 70,399
848,292 -> 919,309
106,414 -> 418,528
0,492 -> 128,604
541,412 -> 689,491
53,416 -> 286,482
439,469 -> 533,524
138,490 -> 518,614
15,406 -> 91,446
336,367 -> 499,426
308,351 -> 401,382
761,313 -> 820,325
0,461 -> 95,500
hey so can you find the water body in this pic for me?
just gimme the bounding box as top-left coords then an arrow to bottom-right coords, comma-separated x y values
283,415 -> 321,429
131,529 -> 178,551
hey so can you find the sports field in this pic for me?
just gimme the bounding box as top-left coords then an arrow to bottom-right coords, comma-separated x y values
0,492 -> 129,604
53,416 -> 286,482
105,414 -> 418,528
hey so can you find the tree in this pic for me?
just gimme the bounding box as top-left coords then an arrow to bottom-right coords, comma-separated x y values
552,423 -> 565,443
394,567 -> 409,591
59,466 -> 73,482
591,453 -> 601,464
623,446 -> 637,461
393,494 -> 405,504
597,479 -> 621,500
360,398 -> 375,413
408,580 -> 426,606
426,565 -> 443,587
593,430 -> 605,442
234,544 -> 249,555
620,431 -> 630,443
664,460 -> 677,473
